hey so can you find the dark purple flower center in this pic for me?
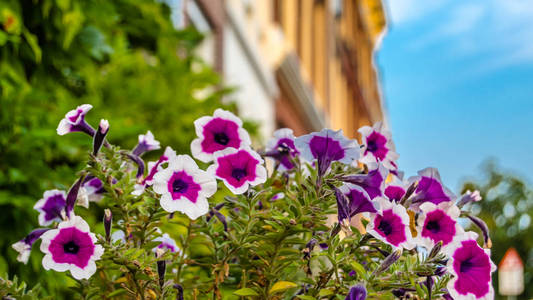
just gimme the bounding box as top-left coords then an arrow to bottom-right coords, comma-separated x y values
63,241 -> 80,254
367,140 -> 378,152
425,220 -> 440,233
377,220 -> 393,235
172,179 -> 188,193
214,132 -> 230,145
365,131 -> 388,160
231,168 -> 247,181
460,258 -> 473,273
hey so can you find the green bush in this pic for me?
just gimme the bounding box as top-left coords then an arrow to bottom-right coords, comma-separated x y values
0,0 -> 232,297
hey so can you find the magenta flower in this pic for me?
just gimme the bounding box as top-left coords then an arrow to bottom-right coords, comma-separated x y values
191,109 -> 251,163
34,189 -> 67,226
384,175 -> 407,202
208,147 -> 267,195
152,155 -> 217,219
40,216 -> 104,280
445,232 -> 496,300
416,202 -> 463,251
264,128 -> 300,171
367,198 -> 414,249
12,228 -> 49,264
338,183 -> 377,217
153,233 -> 180,254
295,129 -> 360,177
410,168 -> 455,205
56,104 -> 95,136
339,163 -> 387,199
132,130 -> 161,157
358,122 -> 398,171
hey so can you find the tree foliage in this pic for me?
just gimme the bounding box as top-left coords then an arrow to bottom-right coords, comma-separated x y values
461,161 -> 533,300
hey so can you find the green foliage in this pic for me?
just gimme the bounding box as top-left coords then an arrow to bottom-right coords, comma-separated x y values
0,274 -> 46,300
461,161 -> 532,300
0,0 -> 232,297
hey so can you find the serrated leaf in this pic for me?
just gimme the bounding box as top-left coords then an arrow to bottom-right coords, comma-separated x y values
269,281 -> 297,294
233,288 -> 259,296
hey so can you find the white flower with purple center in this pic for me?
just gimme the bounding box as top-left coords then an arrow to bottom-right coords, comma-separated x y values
34,189 -> 67,226
132,147 -> 177,196
207,147 -> 267,195
78,177 -> 105,206
56,104 -> 95,136
366,198 -> 414,250
191,109 -> 251,163
40,216 -> 104,280
445,232 -> 496,300
132,130 -> 161,156
384,175 -> 407,202
265,128 -> 300,171
409,168 -> 456,205
153,233 -> 181,254
153,155 -> 217,219
338,183 -> 377,217
295,129 -> 360,177
416,202 -> 463,251
12,228 -> 49,264
358,122 -> 399,170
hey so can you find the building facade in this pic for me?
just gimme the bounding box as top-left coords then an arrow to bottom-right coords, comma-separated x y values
176,0 -> 387,140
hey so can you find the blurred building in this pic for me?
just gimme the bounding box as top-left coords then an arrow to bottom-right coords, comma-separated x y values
174,0 -> 387,139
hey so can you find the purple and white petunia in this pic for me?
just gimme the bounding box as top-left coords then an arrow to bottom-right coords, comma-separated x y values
132,130 -> 161,157
409,168 -> 456,206
12,228 -> 50,264
445,232 -> 496,300
34,189 -> 67,226
40,216 -> 104,280
264,128 -> 300,171
153,155 -> 217,219
153,233 -> 180,254
77,177 -> 105,207
207,147 -> 267,195
295,129 -> 360,177
338,183 -> 377,217
133,146 -> 177,196
416,202 -> 463,251
191,109 -> 251,163
340,163 -> 387,199
358,122 -> 399,171
56,104 -> 95,136
366,198 -> 414,250
384,175 -> 407,203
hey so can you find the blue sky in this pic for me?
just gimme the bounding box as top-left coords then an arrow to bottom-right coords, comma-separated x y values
378,0 -> 533,191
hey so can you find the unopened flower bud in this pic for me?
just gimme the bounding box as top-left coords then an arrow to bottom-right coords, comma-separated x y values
156,248 -> 166,288
467,215 -> 492,248
173,284 -> 184,300
104,209 -> 112,242
435,266 -> 447,276
93,119 -> 109,155
372,249 -> 402,277
65,175 -> 85,218
428,241 -> 443,259
457,190 -> 482,207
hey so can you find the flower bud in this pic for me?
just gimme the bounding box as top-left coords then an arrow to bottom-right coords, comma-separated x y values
104,209 -> 112,243
156,248 -> 166,288
345,284 -> 367,300
435,266 -> 447,276
93,119 -> 109,156
457,190 -> 482,207
65,175 -> 86,218
372,249 -> 402,277
173,284 -> 184,300
428,241 -> 443,259
125,153 -> 145,180
467,215 -> 492,248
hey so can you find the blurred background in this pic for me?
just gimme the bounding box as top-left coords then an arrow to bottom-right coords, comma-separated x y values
0,0 -> 531,298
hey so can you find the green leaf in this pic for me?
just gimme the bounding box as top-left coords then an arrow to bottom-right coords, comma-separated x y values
318,289 -> 334,296
233,288 -> 259,296
269,281 -> 298,294
296,296 -> 316,300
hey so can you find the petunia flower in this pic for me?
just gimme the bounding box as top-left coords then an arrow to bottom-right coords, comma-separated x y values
40,216 -> 104,280
191,109 -> 251,163
132,130 -> 161,157
384,175 -> 407,203
77,176 -> 105,207
366,198 -> 414,249
56,104 -> 95,136
207,147 -> 267,195
153,233 -> 180,254
264,128 -> 300,171
132,146 -> 177,196
445,232 -> 496,300
345,284 -> 367,300
295,129 -> 360,178
339,163 -> 387,199
409,168 -> 455,205
358,122 -> 399,171
153,155 -> 217,219
416,202 -> 463,251
34,189 -> 67,226
12,228 -> 50,264
338,183 -> 377,217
